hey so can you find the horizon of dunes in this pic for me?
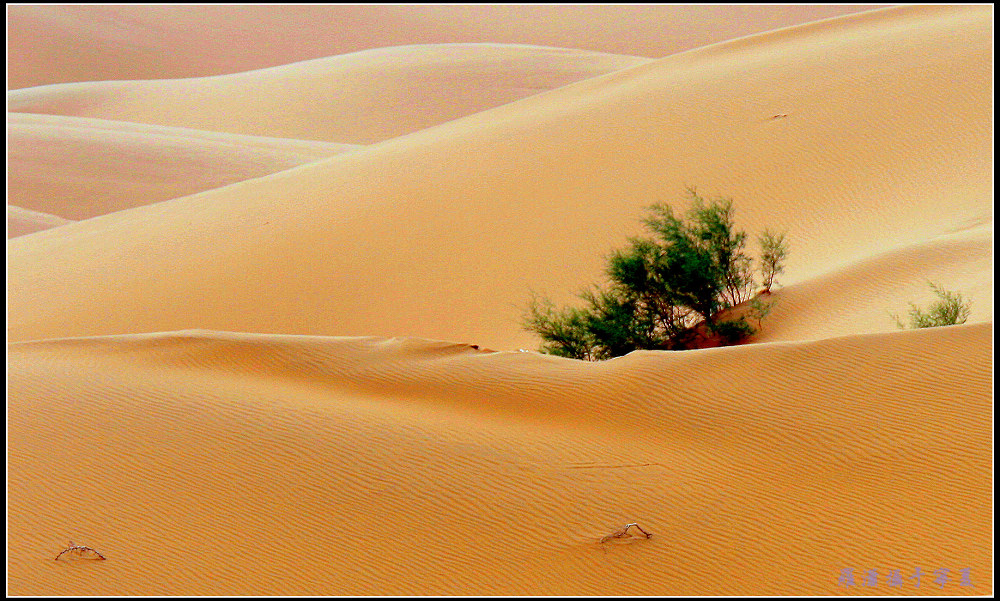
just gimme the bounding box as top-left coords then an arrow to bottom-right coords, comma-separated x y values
7,44 -> 653,238
8,44 -> 653,144
7,4 -> 886,89
7,205 -> 75,238
7,113 -> 357,228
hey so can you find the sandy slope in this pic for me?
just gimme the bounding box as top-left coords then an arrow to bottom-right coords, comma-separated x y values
8,44 -> 652,144
7,113 -> 355,223
7,4 -> 885,89
7,205 -> 74,238
755,224 -> 993,343
7,324 -> 992,595
7,5 -> 991,351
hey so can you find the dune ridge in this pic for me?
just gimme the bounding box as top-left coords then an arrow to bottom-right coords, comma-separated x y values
755,224 -> 992,343
7,324 -> 991,595
7,44 -> 653,144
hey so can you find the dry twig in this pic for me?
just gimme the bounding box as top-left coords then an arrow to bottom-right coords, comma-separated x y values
54,540 -> 106,561
599,522 -> 653,543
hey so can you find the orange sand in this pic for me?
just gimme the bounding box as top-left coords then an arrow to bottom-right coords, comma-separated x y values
6,4 -> 992,596
8,325 -> 991,595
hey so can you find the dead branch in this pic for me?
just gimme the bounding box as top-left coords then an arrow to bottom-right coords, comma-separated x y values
54,540 -> 106,561
599,522 -> 653,543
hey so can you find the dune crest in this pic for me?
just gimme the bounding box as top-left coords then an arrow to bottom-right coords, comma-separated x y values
8,44 -> 652,144
755,225 -> 993,343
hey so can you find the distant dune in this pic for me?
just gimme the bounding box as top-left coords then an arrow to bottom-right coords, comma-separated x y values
7,113 -> 354,223
8,4 -> 885,89
6,4 -> 992,597
9,44 -> 653,144
7,205 -> 74,238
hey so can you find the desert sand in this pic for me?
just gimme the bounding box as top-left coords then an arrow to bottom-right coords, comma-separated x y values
6,4 -> 993,596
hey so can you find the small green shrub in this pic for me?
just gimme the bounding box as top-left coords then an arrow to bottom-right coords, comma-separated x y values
892,282 -> 972,329
523,188 -> 789,360
758,229 -> 788,293
748,295 -> 774,329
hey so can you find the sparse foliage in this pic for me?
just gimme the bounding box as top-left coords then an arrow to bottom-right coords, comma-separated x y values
758,229 -> 788,293
892,282 -> 972,329
707,317 -> 755,345
748,295 -> 774,329
523,294 -> 598,360
523,189 -> 790,359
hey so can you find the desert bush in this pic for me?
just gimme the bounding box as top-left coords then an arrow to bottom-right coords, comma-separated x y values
707,317 -> 756,344
522,295 -> 598,360
524,188 -> 789,359
892,282 -> 972,329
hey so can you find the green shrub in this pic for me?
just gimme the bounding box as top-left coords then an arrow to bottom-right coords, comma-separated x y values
892,282 -> 972,329
758,229 -> 788,293
523,188 -> 789,360
748,295 -> 774,329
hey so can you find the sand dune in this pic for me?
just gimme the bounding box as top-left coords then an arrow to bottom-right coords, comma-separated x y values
7,4 -> 885,89
6,5 -> 992,597
7,113 -> 355,222
7,205 -> 74,238
7,324 -> 991,595
8,44 -> 652,144
755,224 -> 993,343
7,5 -> 991,350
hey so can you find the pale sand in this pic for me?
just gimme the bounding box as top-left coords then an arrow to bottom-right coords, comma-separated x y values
7,113 -> 355,223
8,44 -> 652,144
6,4 -> 992,596
8,4 -> 885,89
